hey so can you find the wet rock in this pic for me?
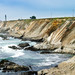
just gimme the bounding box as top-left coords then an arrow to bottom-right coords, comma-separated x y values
18,43 -> 30,48
2,70 -> 6,72
0,59 -> 29,72
25,46 -> 40,51
28,71 -> 37,75
30,38 -> 43,42
54,65 -> 58,67
0,35 -> 8,40
34,43 -> 58,51
8,46 -> 21,50
6,65 -> 29,71
3,38 -> 8,40
22,37 -> 43,42
40,51 -> 51,54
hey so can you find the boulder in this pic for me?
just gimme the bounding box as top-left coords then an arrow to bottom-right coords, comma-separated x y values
8,46 -> 21,50
18,43 -> 30,48
0,35 -> 8,40
25,46 -> 40,51
40,51 -> 51,54
28,71 -> 37,75
0,59 -> 29,72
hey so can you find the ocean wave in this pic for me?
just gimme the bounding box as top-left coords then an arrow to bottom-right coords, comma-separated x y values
0,44 -> 24,58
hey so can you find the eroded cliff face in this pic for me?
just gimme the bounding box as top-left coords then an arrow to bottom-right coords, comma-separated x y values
0,18 -> 66,39
37,21 -> 75,75
0,18 -> 75,51
0,20 -> 28,37
61,26 -> 75,54
51,21 -> 75,54
34,20 -> 75,53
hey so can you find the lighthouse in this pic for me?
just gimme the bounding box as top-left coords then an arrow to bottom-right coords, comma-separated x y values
5,14 -> 7,21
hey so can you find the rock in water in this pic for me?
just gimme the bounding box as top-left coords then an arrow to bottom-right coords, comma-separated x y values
40,51 -> 51,54
18,43 -> 30,48
0,59 -> 29,72
25,46 -> 40,51
8,46 -> 21,50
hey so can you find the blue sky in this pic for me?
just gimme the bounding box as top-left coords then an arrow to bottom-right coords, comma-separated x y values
0,0 -> 75,20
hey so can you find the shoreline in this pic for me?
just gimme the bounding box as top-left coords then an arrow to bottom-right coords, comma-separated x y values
0,33 -> 75,55
0,18 -> 75,75
0,33 -> 74,75
38,56 -> 75,75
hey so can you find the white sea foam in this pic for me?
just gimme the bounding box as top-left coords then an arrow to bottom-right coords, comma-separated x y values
36,61 -> 54,67
0,37 -> 2,40
1,44 -> 24,58
11,51 -> 24,58
0,34 -> 72,71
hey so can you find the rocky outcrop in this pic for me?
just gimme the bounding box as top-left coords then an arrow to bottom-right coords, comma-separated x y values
8,46 -> 21,50
18,43 -> 30,48
0,18 -> 66,40
0,20 -> 28,38
34,20 -> 75,53
38,56 -> 75,75
0,59 -> 29,72
53,21 -> 75,54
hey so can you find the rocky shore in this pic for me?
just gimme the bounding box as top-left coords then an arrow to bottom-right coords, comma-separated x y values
0,59 -> 29,72
38,56 -> 75,75
0,59 -> 37,75
0,18 -> 75,75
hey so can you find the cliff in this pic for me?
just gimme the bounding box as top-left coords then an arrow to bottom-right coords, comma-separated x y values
0,17 -> 75,75
34,20 -> 75,53
0,18 -> 66,40
0,18 -> 75,52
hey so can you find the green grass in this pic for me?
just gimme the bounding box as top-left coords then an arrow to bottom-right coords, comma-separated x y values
5,17 -> 75,23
